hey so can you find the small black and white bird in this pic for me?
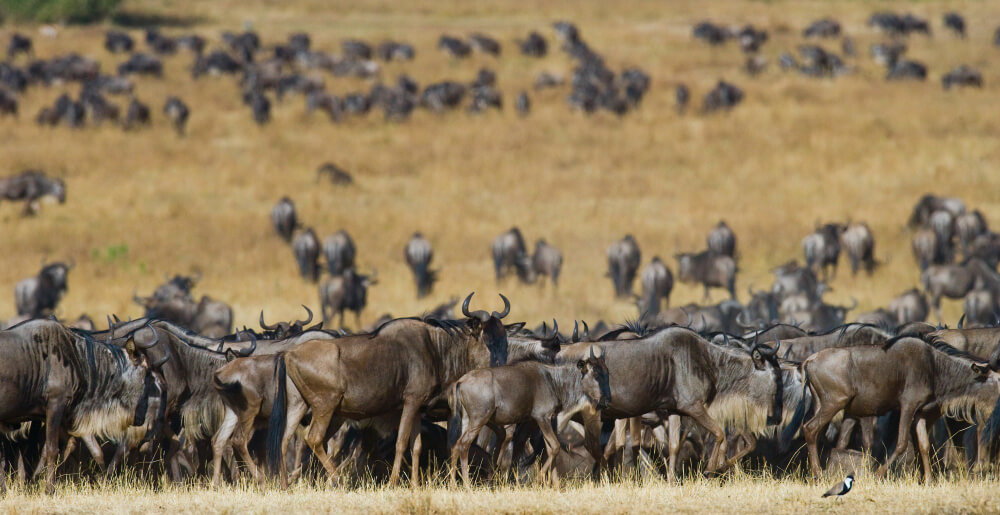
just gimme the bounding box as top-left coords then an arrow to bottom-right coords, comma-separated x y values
822,474 -> 854,497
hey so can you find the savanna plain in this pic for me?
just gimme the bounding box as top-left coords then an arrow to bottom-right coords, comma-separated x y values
2,0 -> 1000,512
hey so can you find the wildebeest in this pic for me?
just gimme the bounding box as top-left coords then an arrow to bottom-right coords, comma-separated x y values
134,277 -> 234,337
267,293 -> 511,487
258,305 -> 315,340
531,239 -> 563,287
707,221 -> 737,258
703,81 -> 743,112
637,257 -> 673,318
105,31 -> 135,53
319,268 -> 377,328
117,53 -> 162,78
468,34 -> 501,56
449,347 -> 610,487
250,92 -> 271,125
693,21 -> 731,45
963,289 -> 999,328
912,226 -> 951,270
887,60 -> 927,81
804,18 -> 841,38
123,98 -> 151,130
675,250 -> 737,300
955,210 -> 988,255
840,222 -> 877,276
782,297 -> 857,334
316,162 -> 353,185
802,223 -> 844,280
376,41 -> 415,61
438,36 -> 471,58
943,12 -> 966,38
492,227 -> 529,282
270,197 -> 297,242
909,194 -> 966,228
518,32 -> 547,57
6,33 -> 32,60
675,84 -> 689,113
922,258 -> 998,321
163,96 -> 189,136
0,170 -> 66,216
15,261 -> 72,317
322,230 -> 356,276
0,89 -> 17,117
515,92 -> 530,117
889,288 -> 929,324
292,228 -> 321,282
942,65 -> 982,90
405,232 -> 437,298
770,260 -> 822,304
607,235 -> 641,298
796,338 -> 1000,481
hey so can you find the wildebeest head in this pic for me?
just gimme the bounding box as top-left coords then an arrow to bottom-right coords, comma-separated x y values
461,292 -> 510,367
40,261 -> 71,292
749,341 -> 783,425
577,345 -> 611,410
259,305 -> 314,339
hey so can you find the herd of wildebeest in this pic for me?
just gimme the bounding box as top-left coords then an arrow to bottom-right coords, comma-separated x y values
2,10 -> 1000,494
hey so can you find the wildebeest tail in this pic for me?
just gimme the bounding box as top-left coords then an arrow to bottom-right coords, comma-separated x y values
447,382 -> 462,448
982,393 -> 1000,447
779,364 -> 811,452
266,353 -> 287,475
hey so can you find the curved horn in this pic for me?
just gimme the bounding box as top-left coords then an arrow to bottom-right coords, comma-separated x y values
582,321 -> 590,338
589,345 -> 596,359
679,307 -> 692,328
736,311 -> 756,330
572,321 -> 580,343
462,292 -> 475,318
216,340 -> 225,352
151,344 -> 171,368
239,332 -> 257,357
259,310 -> 278,331
549,319 -> 558,340
845,297 -> 858,311
958,313 -> 966,329
757,341 -> 778,358
295,305 -> 314,326
134,322 -> 159,349
494,294 -> 511,319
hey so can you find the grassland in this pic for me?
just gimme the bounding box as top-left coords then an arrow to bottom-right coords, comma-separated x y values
2,0 -> 1000,510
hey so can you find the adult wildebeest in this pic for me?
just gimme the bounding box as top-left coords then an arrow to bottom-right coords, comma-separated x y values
0,89 -> 17,118
607,235 -> 641,298
134,275 -> 234,338
316,163 -> 353,185
270,197 -> 297,242
405,232 -> 437,298
637,257 -> 673,318
518,32 -> 547,57
912,227 -> 950,270
531,238 -> 563,287
492,227 -> 529,282
707,221 -> 737,258
955,210 -> 988,255
942,66 -> 982,90
782,298 -> 857,334
319,268 -> 376,328
468,34 -> 501,56
6,33 -> 32,60
438,36 -> 471,58
0,170 -> 66,216
0,320 -> 160,492
797,338 -> 1000,481
963,289 -> 999,329
258,306 -> 315,340
741,287 -> 782,328
803,224 -> 844,281
908,194 -> 966,228
267,293 -> 511,487
15,261 -> 72,317
163,97 -> 189,136
703,81 -> 743,112
922,258 -> 998,321
804,18 -> 841,38
123,98 -> 151,130
943,12 -> 966,38
104,31 -> 135,53
889,288 -> 929,324
676,250 -> 736,300
841,222 -> 877,276
675,84 -> 689,113
770,260 -> 822,304
449,347 -> 610,487
322,230 -> 356,276
292,228 -> 321,282
515,92 -> 530,117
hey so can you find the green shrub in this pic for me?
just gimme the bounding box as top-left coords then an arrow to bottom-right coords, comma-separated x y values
0,0 -> 123,23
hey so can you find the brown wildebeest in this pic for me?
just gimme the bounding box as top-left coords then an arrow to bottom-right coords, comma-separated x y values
258,305 -> 315,340
323,230 -> 356,276
908,194 -> 966,228
163,96 -> 189,136
802,224 -> 844,281
912,226 -> 950,270
889,288 -> 929,324
956,210 -> 988,255
270,197 -> 297,242
266,293 -> 511,487
675,250 -> 736,300
492,227 -> 529,282
15,261 -> 72,317
840,222 -> 877,276
0,170 -> 66,216
776,323 -> 890,362
928,326 -> 1000,360
448,347 -> 610,487
607,235 -> 641,298
798,337 -> 1000,481
770,260 -> 822,304
922,258 -> 997,321
637,257 -> 673,317
963,289 -> 1000,329
707,221 -> 737,258
404,232 -> 436,298
319,268 -> 376,328
292,228 -> 320,282
531,238 -> 563,287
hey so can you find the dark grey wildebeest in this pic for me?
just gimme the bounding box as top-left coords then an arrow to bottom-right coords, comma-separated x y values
676,250 -> 736,300
0,170 -> 66,216
889,288 -> 929,324
908,194 -> 966,228
637,257 -> 673,317
770,260 -> 822,304
15,261 -> 72,317
531,238 -> 563,287
163,96 -> 189,136
323,230 -> 356,277
797,338 -> 1000,481
319,268 -> 376,328
270,197 -> 297,242
956,210 -> 988,255
707,221 -> 737,258
841,221 -> 877,276
607,235 -> 642,298
802,223 -> 844,281
912,226 -> 951,270
405,232 -> 437,298
963,289 -> 999,328
292,228 -> 321,282
922,258 -> 999,321
492,227 -> 529,282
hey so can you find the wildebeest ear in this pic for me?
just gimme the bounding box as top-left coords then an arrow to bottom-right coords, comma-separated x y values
576,359 -> 586,370
505,322 -> 526,334
971,362 -> 990,376
751,349 -> 764,368
225,349 -> 238,362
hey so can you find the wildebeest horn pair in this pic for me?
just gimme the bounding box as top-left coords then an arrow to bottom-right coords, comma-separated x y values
461,292 -> 511,321
571,320 -> 590,342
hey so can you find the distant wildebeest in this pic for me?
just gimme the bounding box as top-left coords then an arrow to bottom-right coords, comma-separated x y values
887,60 -> 927,81
531,239 -> 563,287
449,347 -> 610,487
770,260 -> 822,304
267,293 -> 511,487
405,232 -> 437,298
105,30 -> 135,53
841,222 -> 877,276
0,89 -> 17,117
316,162 -> 353,185
6,33 -> 32,60
675,84 -> 690,114
908,194 -> 966,228
518,32 -> 547,57
376,40 -> 415,61
783,297 -> 857,333
438,36 -> 471,58
741,287 -> 781,328
492,227 -> 529,282
922,258 -> 999,321
292,228 -> 321,282
676,250 -> 736,300
970,232 -> 1000,269
912,227 -> 951,270
795,338 -> 1000,481
942,65 -> 982,90
258,305 -> 315,340
123,98 -> 151,130
322,230 -> 356,276
955,210 -> 988,255
804,18 -> 841,38
0,170 -> 66,216
803,223 -> 844,280
163,96 -> 189,135
693,21 -> 730,45
943,12 -> 966,38
468,33 -> 501,56
270,197 -> 297,242
515,92 -> 530,117
963,289 -> 999,328
319,268 -> 377,327
250,92 -> 271,125
637,257 -> 673,318
703,81 -> 743,113
134,275 -> 234,337
707,220 -> 737,257
117,53 -> 162,77
15,261 -> 72,317
608,235 -> 641,298
889,288 -> 929,324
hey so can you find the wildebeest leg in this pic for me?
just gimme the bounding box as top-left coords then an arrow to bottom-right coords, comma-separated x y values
302,400 -> 341,485
388,400 -> 420,487
802,394 -> 838,479
684,404 -> 727,473
22,199 -> 38,217
726,433 -> 757,468
211,408 -> 239,488
61,437 -> 77,464
535,414 -> 561,488
409,431 -> 422,487
451,413 -> 487,488
914,416 -> 934,483
836,418 -> 857,449
664,414 -> 681,481
860,417 -> 875,454
580,412 -> 604,479
41,401 -> 67,494
278,388 -> 309,489
628,416 -> 642,468
81,435 -> 105,470
876,404 -> 917,478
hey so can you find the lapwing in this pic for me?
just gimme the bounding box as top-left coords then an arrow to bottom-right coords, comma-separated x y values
822,474 -> 854,498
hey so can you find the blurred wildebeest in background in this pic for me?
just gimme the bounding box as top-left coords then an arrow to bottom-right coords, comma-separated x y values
675,250 -> 736,300
803,223 -> 844,280
707,220 -> 737,258
889,288 -> 929,324
319,268 -> 377,328
323,229 -> 357,276
317,162 -> 353,185
530,239 -> 563,287
637,257 -> 673,318
163,96 -> 189,135
492,227 -> 529,282
0,170 -> 66,216
292,228 -> 321,282
270,197 -> 297,242
405,232 -> 437,298
607,235 -> 641,298
841,221 -> 877,276
15,261 -> 72,317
